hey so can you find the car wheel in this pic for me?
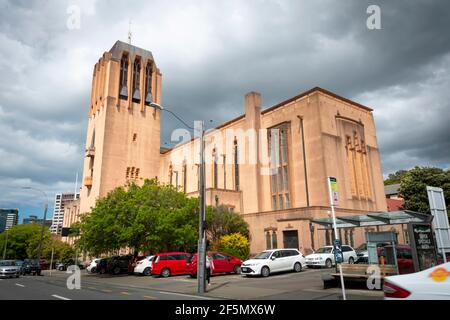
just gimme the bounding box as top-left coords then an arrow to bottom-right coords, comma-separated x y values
16,275 -> 20,278
348,257 -> 355,264
325,259 -> 332,269
143,267 -> 151,276
261,266 -> 270,277
294,262 -> 302,272
233,265 -> 241,274
91,267 -> 96,273
113,266 -> 121,275
189,274 -> 197,278
100,268 -> 106,275
161,268 -> 171,278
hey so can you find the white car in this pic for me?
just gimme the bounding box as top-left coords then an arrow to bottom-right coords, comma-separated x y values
305,245 -> 357,268
134,255 -> 154,276
241,249 -> 306,277
384,262 -> 450,300
86,259 -> 100,273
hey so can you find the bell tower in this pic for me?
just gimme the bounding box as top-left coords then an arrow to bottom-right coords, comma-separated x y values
79,41 -> 163,214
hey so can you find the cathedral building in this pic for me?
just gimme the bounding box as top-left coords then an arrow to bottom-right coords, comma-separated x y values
64,41 -> 397,254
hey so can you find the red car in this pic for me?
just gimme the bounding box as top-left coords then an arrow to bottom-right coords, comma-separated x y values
378,245 -> 414,275
188,252 -> 242,277
151,252 -> 192,277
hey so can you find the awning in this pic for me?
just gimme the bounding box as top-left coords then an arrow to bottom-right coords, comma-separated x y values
311,210 -> 432,229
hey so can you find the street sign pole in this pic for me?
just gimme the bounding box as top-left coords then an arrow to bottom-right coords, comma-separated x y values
327,177 -> 346,300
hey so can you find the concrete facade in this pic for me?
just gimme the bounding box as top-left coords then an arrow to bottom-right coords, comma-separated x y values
72,41 -> 395,254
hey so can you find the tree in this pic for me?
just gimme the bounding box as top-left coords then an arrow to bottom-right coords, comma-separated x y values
206,205 -> 249,246
0,224 -> 73,262
75,179 -> 200,256
399,166 -> 450,216
384,169 -> 409,185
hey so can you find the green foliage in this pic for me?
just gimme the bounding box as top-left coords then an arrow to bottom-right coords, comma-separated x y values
206,205 -> 249,248
0,224 -> 75,262
399,166 -> 450,216
75,179 -> 200,256
384,169 -> 409,185
216,233 -> 250,261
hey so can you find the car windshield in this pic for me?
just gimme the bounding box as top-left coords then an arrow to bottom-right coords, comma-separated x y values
253,251 -> 272,259
0,260 -> 15,266
315,247 -> 333,254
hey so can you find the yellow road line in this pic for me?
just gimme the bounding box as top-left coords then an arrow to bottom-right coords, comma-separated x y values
143,295 -> 157,299
120,291 -> 130,295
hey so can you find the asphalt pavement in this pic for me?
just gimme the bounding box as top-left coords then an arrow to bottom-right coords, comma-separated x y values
0,267 -> 383,300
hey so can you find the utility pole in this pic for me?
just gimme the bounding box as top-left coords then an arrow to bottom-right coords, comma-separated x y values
197,120 -> 207,294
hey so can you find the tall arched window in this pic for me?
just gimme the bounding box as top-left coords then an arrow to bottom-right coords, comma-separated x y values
132,57 -> 141,103
234,138 -> 240,191
119,53 -> 129,99
145,62 -> 153,105
213,148 -> 218,189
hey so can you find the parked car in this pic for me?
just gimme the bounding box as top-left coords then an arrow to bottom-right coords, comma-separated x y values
241,249 -> 306,277
0,260 -> 21,278
134,256 -> 155,276
56,260 -> 86,271
151,252 -> 192,277
188,252 -> 242,277
22,259 -> 41,276
86,259 -> 100,273
355,242 -> 389,264
305,245 -> 357,268
96,257 -> 111,274
106,255 -> 135,275
383,262 -> 450,300
378,245 -> 415,275
15,260 -> 25,275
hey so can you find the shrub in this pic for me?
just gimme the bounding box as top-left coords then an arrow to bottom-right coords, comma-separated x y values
217,233 -> 250,261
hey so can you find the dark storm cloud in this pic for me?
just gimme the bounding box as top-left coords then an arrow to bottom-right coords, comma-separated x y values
0,0 -> 449,210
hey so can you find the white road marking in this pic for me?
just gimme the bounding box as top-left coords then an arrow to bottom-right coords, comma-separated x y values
51,294 -> 71,300
157,291 -> 214,300
15,283 -> 25,287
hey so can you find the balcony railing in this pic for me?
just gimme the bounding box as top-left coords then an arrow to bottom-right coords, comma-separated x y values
85,147 -> 95,158
84,176 -> 93,187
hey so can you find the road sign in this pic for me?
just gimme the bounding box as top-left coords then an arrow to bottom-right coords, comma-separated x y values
329,177 -> 339,206
427,186 -> 450,262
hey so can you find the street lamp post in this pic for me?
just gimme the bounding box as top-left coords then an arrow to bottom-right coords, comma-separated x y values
2,230 -> 8,260
150,102 -> 208,294
22,187 -> 49,264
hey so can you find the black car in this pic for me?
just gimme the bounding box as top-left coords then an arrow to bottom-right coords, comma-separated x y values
22,259 -> 41,276
98,255 -> 133,275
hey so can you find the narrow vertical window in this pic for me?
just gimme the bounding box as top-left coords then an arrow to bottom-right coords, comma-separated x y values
234,139 -> 240,191
223,155 -> 226,190
266,232 -> 271,250
144,62 -> 153,105
272,232 -> 278,249
269,124 -> 291,210
213,149 -> 218,189
132,58 -> 141,103
183,160 -> 187,193
119,53 -> 129,99
169,164 -> 173,186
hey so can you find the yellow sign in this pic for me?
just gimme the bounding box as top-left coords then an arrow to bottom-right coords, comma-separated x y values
330,177 -> 338,192
429,267 -> 450,282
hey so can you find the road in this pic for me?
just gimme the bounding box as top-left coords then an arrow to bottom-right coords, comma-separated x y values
0,268 -> 383,300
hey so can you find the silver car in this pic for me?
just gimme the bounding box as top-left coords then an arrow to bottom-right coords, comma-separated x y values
0,260 -> 21,278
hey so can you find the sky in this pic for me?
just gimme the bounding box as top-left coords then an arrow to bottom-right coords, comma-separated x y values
0,0 -> 449,221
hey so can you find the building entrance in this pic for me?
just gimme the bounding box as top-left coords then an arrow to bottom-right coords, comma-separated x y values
283,230 -> 299,249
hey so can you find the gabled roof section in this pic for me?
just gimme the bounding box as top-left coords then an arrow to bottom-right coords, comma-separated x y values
262,87 -> 373,115
109,40 -> 154,61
